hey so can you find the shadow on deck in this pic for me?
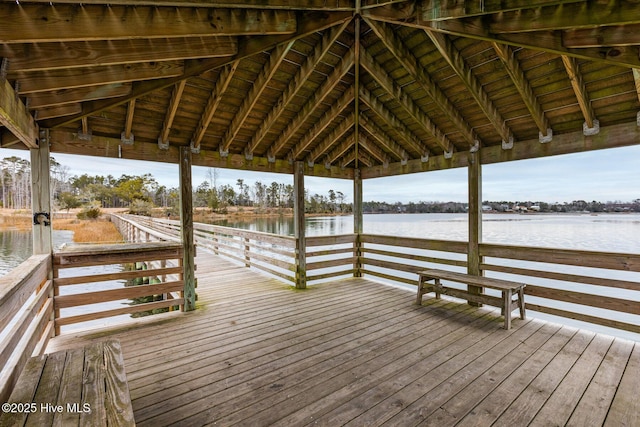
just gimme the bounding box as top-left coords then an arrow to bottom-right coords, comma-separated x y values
46,251 -> 639,426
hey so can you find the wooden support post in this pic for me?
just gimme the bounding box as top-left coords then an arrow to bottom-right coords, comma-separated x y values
30,132 -> 53,255
244,237 -> 250,267
179,146 -> 196,311
467,150 -> 483,305
293,161 -> 306,289
353,168 -> 363,277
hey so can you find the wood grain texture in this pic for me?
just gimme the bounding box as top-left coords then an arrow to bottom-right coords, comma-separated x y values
39,252 -> 639,427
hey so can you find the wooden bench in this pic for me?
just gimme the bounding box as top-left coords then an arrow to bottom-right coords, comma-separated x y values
0,338 -> 135,426
417,269 -> 526,329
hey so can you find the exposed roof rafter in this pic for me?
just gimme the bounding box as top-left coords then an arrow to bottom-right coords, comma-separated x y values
366,18 -> 478,148
158,81 -> 187,148
492,42 -> 550,137
360,47 -> 453,153
245,21 -> 350,155
191,61 -> 239,152
561,55 -> 597,129
426,29 -> 512,146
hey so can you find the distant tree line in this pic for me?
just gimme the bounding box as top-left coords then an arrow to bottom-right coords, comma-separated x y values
365,199 -> 640,214
1,157 -> 637,215
0,159 -> 351,215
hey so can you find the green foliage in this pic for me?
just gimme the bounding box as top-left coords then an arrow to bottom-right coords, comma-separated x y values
77,205 -> 102,220
58,192 -> 81,212
128,199 -> 154,216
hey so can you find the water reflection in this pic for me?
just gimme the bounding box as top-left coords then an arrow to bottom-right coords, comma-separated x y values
0,229 -> 74,276
213,215 -> 354,237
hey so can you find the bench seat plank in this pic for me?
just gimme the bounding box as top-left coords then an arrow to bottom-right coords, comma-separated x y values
417,269 -> 526,329
0,338 -> 135,427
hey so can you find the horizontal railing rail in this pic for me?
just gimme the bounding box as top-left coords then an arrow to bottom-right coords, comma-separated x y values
479,243 -> 640,334
0,254 -> 52,403
109,215 -> 640,335
53,242 -> 184,335
360,233 -> 468,286
306,234 -> 356,282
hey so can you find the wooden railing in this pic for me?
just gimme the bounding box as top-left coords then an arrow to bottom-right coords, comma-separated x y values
52,242 -> 184,335
359,233 -> 640,335
113,215 -> 357,284
109,215 -> 640,335
0,254 -> 53,402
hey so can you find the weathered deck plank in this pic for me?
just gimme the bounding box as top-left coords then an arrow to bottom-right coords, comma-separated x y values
45,251 -> 639,427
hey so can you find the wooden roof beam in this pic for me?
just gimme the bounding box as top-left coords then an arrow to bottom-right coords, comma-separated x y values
27,83 -> 132,110
158,81 -> 187,149
0,5 -> 297,43
306,114 -> 355,165
362,1 -> 586,23
366,18 -> 478,148
43,11 -> 353,128
357,149 -> 374,168
289,86 -> 355,161
122,99 -> 135,144
359,114 -> 407,162
245,21 -> 350,155
190,61 -> 239,152
264,45 -> 355,159
561,55 -> 598,133
420,0 -> 586,21
365,13 -> 640,69
492,42 -> 551,141
358,132 -> 391,165
426,30 -> 512,147
360,47 -> 453,153
325,133 -> 355,165
362,120 -> 640,179
47,128 -> 354,179
487,1 -> 640,34
358,86 -> 430,159
220,42 -> 294,155
1,37 -> 237,73
17,0 -> 356,11
13,62 -> 184,94
563,23 -> 640,48
0,75 -> 38,148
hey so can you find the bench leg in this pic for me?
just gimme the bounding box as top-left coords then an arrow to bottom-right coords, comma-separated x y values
416,276 -> 425,305
503,289 -> 512,329
518,286 -> 526,320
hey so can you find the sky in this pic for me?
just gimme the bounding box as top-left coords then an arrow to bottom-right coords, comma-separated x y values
1,144 -> 639,204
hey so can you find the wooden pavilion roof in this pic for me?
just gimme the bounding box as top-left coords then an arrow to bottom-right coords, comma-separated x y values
1,0 -> 640,179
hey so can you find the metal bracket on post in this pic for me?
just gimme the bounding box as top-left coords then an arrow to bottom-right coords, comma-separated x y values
157,137 -> 169,150
244,147 -> 253,161
267,150 -> 276,163
307,159 -> 314,168
444,149 -> 453,159
501,136 -> 514,150
583,119 -> 600,136
539,128 -> 553,143
190,140 -> 200,154
120,131 -> 134,145
421,152 -> 429,163
470,140 -> 480,153
78,128 -> 92,141
219,145 -> 229,157
33,212 -> 51,226
636,111 -> 640,126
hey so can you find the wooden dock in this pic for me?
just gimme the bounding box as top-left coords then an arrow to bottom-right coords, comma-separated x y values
46,251 -> 639,426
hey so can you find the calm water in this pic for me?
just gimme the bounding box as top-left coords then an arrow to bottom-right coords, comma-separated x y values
3,213 -> 639,339
0,229 -> 74,276
218,212 -> 640,253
